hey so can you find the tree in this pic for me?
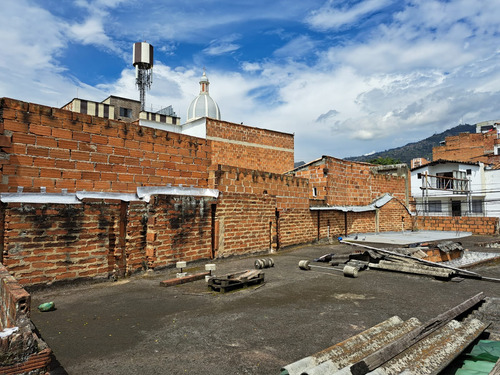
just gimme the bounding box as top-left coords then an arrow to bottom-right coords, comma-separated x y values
367,156 -> 402,165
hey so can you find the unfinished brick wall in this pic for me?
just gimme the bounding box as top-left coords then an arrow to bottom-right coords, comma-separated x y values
0,263 -> 51,374
378,199 -> 413,232
0,195 -> 217,286
416,216 -> 499,235
144,196 -> 213,268
210,165 -> 310,209
432,132 -> 497,163
0,98 -> 211,193
2,202 -> 117,285
214,192 -> 276,257
293,157 -> 409,207
206,118 -> 294,174
211,165 -> 316,250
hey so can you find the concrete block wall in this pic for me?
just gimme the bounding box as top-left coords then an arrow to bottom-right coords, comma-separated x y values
207,118 -> 294,174
0,98 -> 211,193
416,216 -> 500,235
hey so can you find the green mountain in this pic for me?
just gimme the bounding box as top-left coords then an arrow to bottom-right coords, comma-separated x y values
346,124 -> 476,166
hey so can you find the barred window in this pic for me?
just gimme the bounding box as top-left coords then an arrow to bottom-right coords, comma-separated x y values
427,201 -> 442,212
472,200 -> 483,213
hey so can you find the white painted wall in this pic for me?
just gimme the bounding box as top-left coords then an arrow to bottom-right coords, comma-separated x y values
484,169 -> 500,217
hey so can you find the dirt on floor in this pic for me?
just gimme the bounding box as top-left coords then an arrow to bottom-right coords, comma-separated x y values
28,235 -> 500,375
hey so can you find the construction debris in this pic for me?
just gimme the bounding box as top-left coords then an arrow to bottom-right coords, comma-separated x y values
298,260 -> 359,278
207,270 -> 264,293
159,272 -> 209,287
254,258 -> 274,269
281,293 -> 488,375
341,240 -> 500,283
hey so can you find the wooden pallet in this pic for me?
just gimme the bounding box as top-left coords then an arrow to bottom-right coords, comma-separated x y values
208,270 -> 264,293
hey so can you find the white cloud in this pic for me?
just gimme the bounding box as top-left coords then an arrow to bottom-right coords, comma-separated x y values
3,0 -> 500,164
307,0 -> 392,30
273,35 -> 318,59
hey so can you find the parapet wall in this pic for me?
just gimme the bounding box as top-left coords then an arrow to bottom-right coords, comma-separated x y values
0,98 -> 210,193
416,216 -> 499,235
207,118 -> 294,174
293,157 -> 409,206
432,132 -> 497,163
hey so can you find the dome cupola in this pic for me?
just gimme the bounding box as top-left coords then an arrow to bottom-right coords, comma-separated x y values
186,70 -> 221,122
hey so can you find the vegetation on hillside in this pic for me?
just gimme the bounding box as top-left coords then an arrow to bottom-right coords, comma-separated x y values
347,124 -> 475,166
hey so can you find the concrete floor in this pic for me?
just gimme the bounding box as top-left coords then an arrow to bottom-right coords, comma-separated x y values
29,235 -> 500,375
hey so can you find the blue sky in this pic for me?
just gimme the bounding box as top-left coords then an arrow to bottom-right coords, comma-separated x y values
1,0 -> 500,163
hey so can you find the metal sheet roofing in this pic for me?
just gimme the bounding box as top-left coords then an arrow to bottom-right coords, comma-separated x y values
310,193 -> 393,213
0,186 -> 220,204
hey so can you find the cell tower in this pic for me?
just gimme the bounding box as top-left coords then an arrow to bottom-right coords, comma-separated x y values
133,42 -> 154,111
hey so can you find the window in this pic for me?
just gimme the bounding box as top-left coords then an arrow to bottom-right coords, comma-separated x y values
312,187 -> 317,197
472,200 -> 483,213
120,107 -> 132,118
427,201 -> 442,213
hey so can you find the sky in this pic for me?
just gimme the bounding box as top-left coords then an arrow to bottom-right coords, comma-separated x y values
1,0 -> 500,164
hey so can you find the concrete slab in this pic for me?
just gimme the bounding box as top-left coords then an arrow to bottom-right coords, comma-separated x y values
28,235 -> 499,375
343,230 -> 472,245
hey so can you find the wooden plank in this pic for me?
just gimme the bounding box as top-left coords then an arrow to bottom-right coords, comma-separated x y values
159,272 -> 209,287
349,292 -> 485,375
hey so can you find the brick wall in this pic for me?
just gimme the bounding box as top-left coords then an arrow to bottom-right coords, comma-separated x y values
214,193 -> 276,257
2,202 -> 117,285
210,165 -> 310,209
293,157 -> 409,206
432,132 -> 497,162
416,216 -> 499,235
0,263 -> 51,374
0,263 -> 30,329
144,196 -> 213,268
1,196 -> 215,286
378,199 -> 413,232
0,98 -> 211,193
206,118 -> 294,174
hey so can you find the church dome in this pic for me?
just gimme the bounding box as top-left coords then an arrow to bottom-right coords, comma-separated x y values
186,71 -> 221,122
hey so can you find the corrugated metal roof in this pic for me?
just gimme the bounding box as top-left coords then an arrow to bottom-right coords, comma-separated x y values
0,193 -> 81,204
310,193 -> 393,212
136,186 -> 219,202
0,186 -> 220,204
411,159 -> 480,172
76,192 -> 142,202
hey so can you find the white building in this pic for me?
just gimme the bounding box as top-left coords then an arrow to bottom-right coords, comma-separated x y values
411,159 -> 490,217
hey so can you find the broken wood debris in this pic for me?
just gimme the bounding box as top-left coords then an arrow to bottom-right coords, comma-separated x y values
341,240 -> 500,283
207,270 -> 264,293
160,272 -> 210,287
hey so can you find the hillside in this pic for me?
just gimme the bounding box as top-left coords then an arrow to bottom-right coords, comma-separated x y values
345,124 -> 476,165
